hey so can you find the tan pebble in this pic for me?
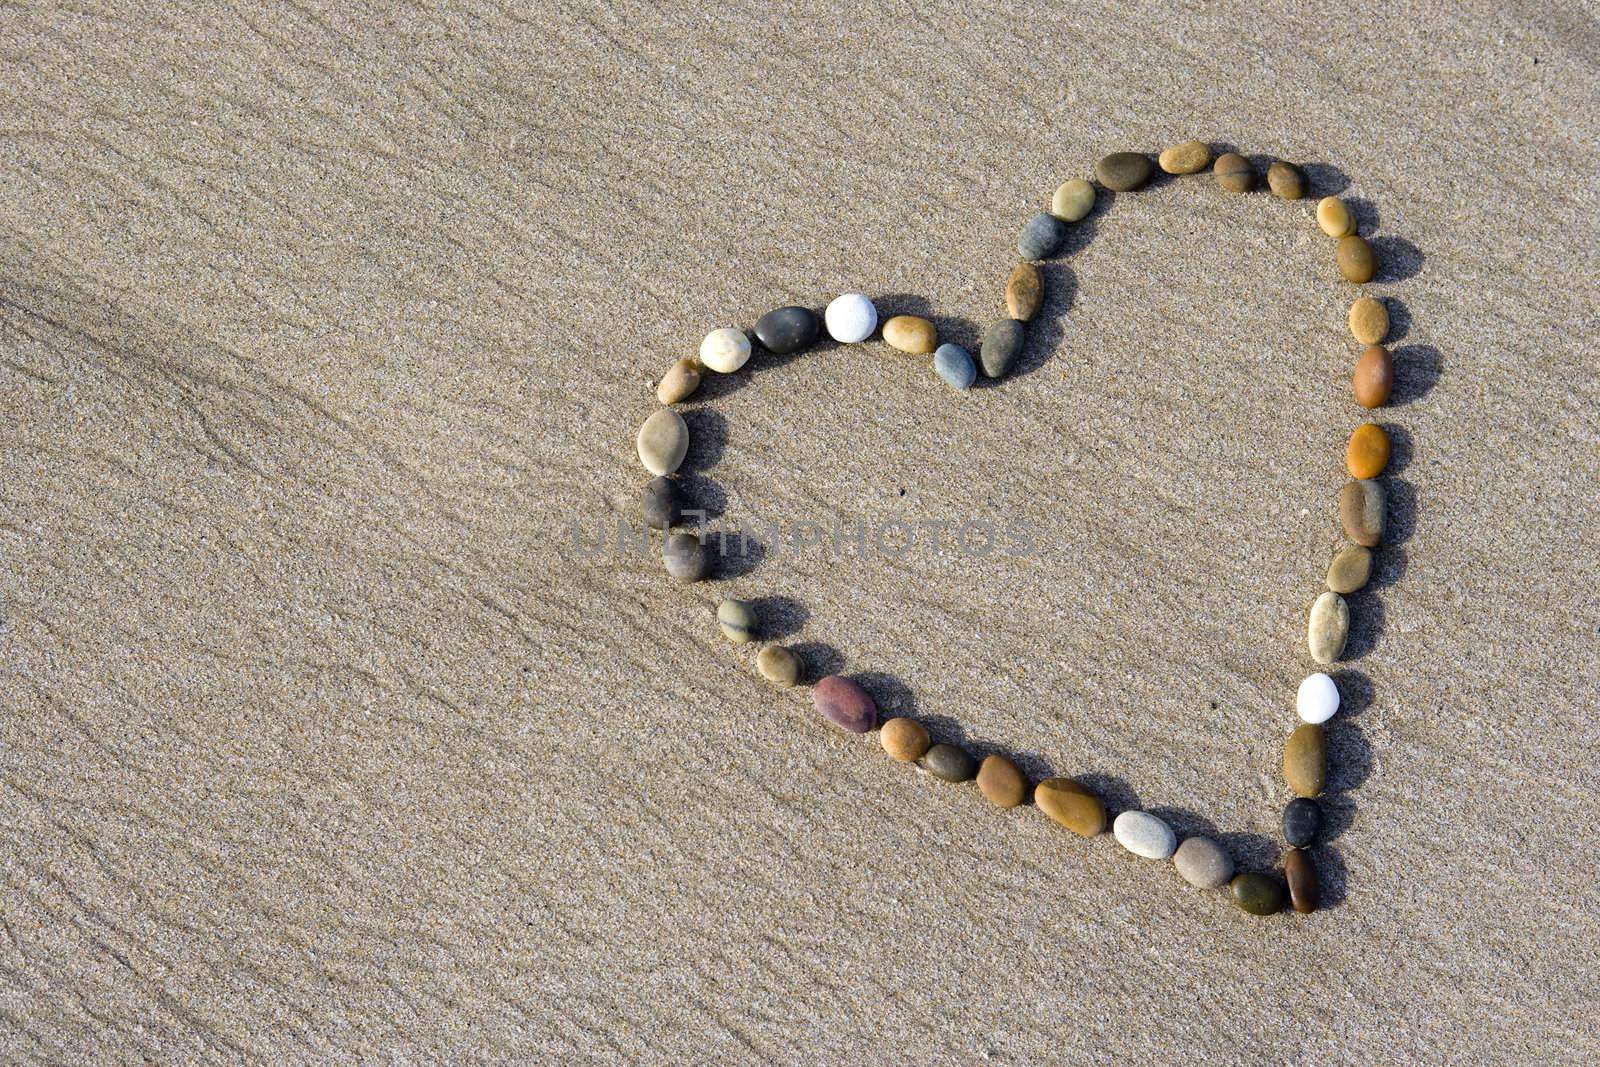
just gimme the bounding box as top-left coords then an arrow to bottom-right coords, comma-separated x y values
1005,262 -> 1044,320
1317,197 -> 1355,238
1267,161 -> 1306,199
880,717 -> 930,762
1336,235 -> 1377,283
756,645 -> 800,686
1284,724 -> 1328,797
976,755 -> 1028,808
1348,297 -> 1389,345
882,315 -> 937,355
1158,139 -> 1212,175
1213,152 -> 1254,193
656,357 -> 701,404
1353,345 -> 1394,408
1339,479 -> 1386,547
1307,591 -> 1349,664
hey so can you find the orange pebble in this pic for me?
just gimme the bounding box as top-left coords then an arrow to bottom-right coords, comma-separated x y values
1346,423 -> 1391,479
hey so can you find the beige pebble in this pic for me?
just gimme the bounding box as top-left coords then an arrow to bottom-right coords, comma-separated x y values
656,357 -> 701,404
1005,262 -> 1044,320
636,408 -> 689,476
1307,591 -> 1350,664
1317,197 -> 1355,238
1158,139 -> 1212,175
1213,152 -> 1254,193
1348,297 -> 1389,345
1050,179 -> 1095,222
756,645 -> 800,687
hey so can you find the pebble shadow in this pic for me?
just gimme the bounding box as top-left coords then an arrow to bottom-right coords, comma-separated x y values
1391,344 -> 1442,405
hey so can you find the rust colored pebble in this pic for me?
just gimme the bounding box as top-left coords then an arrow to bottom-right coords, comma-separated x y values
1285,848 -> 1321,913
1346,423 -> 1391,479
1353,346 -> 1394,408
1336,235 -> 1377,282
880,716 -> 930,761
976,755 -> 1028,808
1213,152 -> 1255,193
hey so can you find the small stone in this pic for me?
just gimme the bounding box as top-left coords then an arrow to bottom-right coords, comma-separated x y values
1285,723 -> 1329,798
1018,212 -> 1066,260
976,755 -> 1027,808
1327,543 -> 1373,594
980,318 -> 1025,379
1112,811 -> 1177,860
1050,179 -> 1096,221
1336,234 -> 1377,282
933,344 -> 977,391
1158,139 -> 1211,175
1172,836 -> 1234,889
1348,297 -> 1389,345
1035,778 -> 1105,837
923,743 -> 977,783
637,408 -> 689,476
1353,345 -> 1395,409
662,532 -> 708,582
1230,872 -> 1286,915
882,315 -> 937,355
1346,423 -> 1391,479
1296,672 -> 1341,724
717,598 -> 757,643
640,475 -> 680,530
1317,197 -> 1355,238
1285,848 -> 1320,913
1283,798 -> 1323,848
753,306 -> 820,354
1096,152 -> 1153,192
756,645 -> 801,687
1005,262 -> 1044,320
1307,591 -> 1349,665
824,292 -> 878,343
812,675 -> 875,733
880,717 -> 929,762
656,357 -> 702,404
1213,152 -> 1255,193
699,327 -> 751,373
1266,161 -> 1306,200
1339,479 -> 1386,547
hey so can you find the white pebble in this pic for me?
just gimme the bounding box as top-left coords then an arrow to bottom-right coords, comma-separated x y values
824,292 -> 878,343
698,327 -> 751,373
1112,810 -> 1177,860
1296,672 -> 1341,724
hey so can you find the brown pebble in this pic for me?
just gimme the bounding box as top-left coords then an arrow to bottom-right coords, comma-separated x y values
1035,778 -> 1105,837
1284,724 -> 1328,798
1213,153 -> 1254,193
1266,161 -> 1306,199
1353,345 -> 1394,408
1339,479 -> 1387,547
976,755 -> 1028,808
882,315 -> 937,355
1158,139 -> 1212,175
656,357 -> 702,405
1326,543 -> 1373,594
1346,423 -> 1391,479
1348,297 -> 1389,345
1285,848 -> 1320,913
1336,235 -> 1377,282
1005,262 -> 1044,321
880,717 -> 930,762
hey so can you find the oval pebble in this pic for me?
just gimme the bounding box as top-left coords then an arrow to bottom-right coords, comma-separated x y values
1035,778 -> 1105,837
980,318 -> 1025,379
1158,139 -> 1211,175
880,717 -> 930,762
1283,797 -> 1323,848
1317,197 -> 1355,238
883,314 -> 937,355
1213,152 -> 1254,193
923,743 -> 977,783
1018,212 -> 1066,260
1230,872 -> 1286,915
1096,152 -> 1153,192
1336,234 -> 1377,282
1113,811 -> 1177,860
1285,848 -> 1320,913
1339,479 -> 1386,547
640,475 -> 680,530
1347,423 -> 1391,479
1050,179 -> 1096,221
933,343 -> 977,391
637,408 -> 689,476
1267,161 -> 1306,199
756,645 -> 801,687
976,755 -> 1027,808
1296,672 -> 1340,724
656,357 -> 702,405
1353,345 -> 1395,409
1172,836 -> 1234,889
1285,723 -> 1328,798
699,327 -> 751,373
717,598 -> 757,643
812,675 -> 876,733
662,532 -> 708,582
824,292 -> 878,343
1348,297 -> 1389,345
1307,591 -> 1349,664
753,305 -> 820,354
1006,262 -> 1044,320
1327,543 -> 1373,594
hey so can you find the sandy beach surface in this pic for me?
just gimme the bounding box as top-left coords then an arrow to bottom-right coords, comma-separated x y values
3,1 -> 1599,1061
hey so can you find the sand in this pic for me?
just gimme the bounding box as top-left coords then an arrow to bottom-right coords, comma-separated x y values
2,1 -> 1599,1061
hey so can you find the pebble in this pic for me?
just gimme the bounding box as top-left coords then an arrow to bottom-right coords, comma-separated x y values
1230,872 -> 1285,915
1296,672 -> 1341,724
640,475 -> 680,530
637,409 -> 689,476
1327,543 -> 1373,594
1112,811 -> 1177,860
934,343 -> 977,391
1173,836 -> 1234,889
1283,798 -> 1323,848
1346,422 -> 1391,479
976,755 -> 1027,808
699,327 -> 751,373
662,532 -> 708,582
1035,778 -> 1106,837
1213,152 -> 1254,193
883,314 -> 937,354
753,305 -> 821,354
980,318 -> 1025,379
1284,723 -> 1329,797
923,743 -> 977,783
1018,212 -> 1066,260
1050,179 -> 1096,221
717,598 -> 757,643
1348,297 -> 1389,345
1095,152 -> 1153,192
1005,262 -> 1044,320
756,645 -> 801,687
1267,161 -> 1306,200
1339,479 -> 1386,547
1158,140 -> 1211,175
1353,345 -> 1395,409
1316,197 -> 1355,238
812,675 -> 876,733
656,357 -> 702,404
824,292 -> 878,343
1285,848 -> 1320,913
1336,234 -> 1377,283
880,717 -> 930,762
1307,591 -> 1349,664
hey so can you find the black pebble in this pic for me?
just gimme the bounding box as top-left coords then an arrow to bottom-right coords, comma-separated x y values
1283,797 -> 1323,848
753,305 -> 820,355
640,475 -> 680,530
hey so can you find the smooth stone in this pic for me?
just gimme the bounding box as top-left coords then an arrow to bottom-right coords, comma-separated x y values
1285,723 -> 1329,798
1283,798 -> 1323,848
880,716 -> 930,762
1050,179 -> 1096,221
1017,212 -> 1066,260
756,645 -> 801,687
1353,345 -> 1395,409
1348,297 -> 1389,345
1327,543 -> 1373,594
1307,591 -> 1350,664
976,755 -> 1027,808
882,314 -> 937,355
640,475 -> 680,530
1158,139 -> 1211,175
1317,196 -> 1356,238
1213,152 -> 1254,193
1112,811 -> 1177,860
1285,848 -> 1320,913
637,408 -> 689,476
824,292 -> 878,343
923,743 -> 976,783
662,532 -> 708,582
1095,152 -> 1153,192
1296,672 -> 1341,724
1347,422 -> 1391,479
1230,872 -> 1286,915
979,318 -> 1025,379
812,675 -> 876,733
1336,234 -> 1377,282
753,305 -> 820,354
1339,479 -> 1387,547
1173,836 -> 1234,889
717,598 -> 757,643
933,343 -> 977,390
1005,262 -> 1044,320
656,357 -> 702,404
1266,161 -> 1306,199
699,327 -> 751,373
1035,778 -> 1106,837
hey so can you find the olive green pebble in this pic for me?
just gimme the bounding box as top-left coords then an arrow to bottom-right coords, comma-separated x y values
717,598 -> 757,643
923,743 -> 977,783
1230,872 -> 1286,915
640,475 -> 680,530
1213,152 -> 1254,193
756,645 -> 800,686
1336,234 -> 1377,282
1095,152 -> 1153,192
662,532 -> 708,582
1327,543 -> 1373,594
1158,139 -> 1211,175
1285,723 -> 1329,798
1050,179 -> 1096,222
1266,161 -> 1306,200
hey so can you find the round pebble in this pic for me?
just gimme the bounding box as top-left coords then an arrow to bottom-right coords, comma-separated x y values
699,327 -> 751,373
824,292 -> 878,343
933,343 -> 977,391
717,598 -> 757,643
1296,672 -> 1340,725
1347,423 -> 1391,479
1172,836 -> 1234,889
1339,479 -> 1387,547
976,755 -> 1027,808
1267,161 -> 1306,199
880,717 -> 930,762
923,743 -> 977,783
1285,723 -> 1329,798
1327,543 -> 1373,594
1316,197 -> 1355,238
1050,179 -> 1095,221
1353,345 -> 1395,409
812,675 -> 876,733
1307,591 -> 1349,664
883,315 -> 937,355
1348,297 -> 1389,345
1336,234 -> 1377,282
980,318 -> 1025,379
1213,152 -> 1254,193
1006,262 -> 1044,320
1018,212 -> 1066,260
756,645 -> 801,687
637,408 -> 689,476
1230,872 -> 1286,915
662,532 -> 708,582
1285,848 -> 1320,913
1035,778 -> 1105,837
753,305 -> 820,354
1158,140 -> 1211,175
656,357 -> 702,405
1283,798 -> 1323,848
1095,152 -> 1153,192
1112,811 -> 1177,860
640,475 -> 680,530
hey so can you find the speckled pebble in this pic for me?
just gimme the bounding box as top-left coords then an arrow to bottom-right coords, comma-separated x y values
1172,836 -> 1234,889
753,305 -> 820,354
698,327 -> 751,373
1018,212 -> 1066,260
1283,798 -> 1323,848
1348,297 -> 1389,345
1296,672 -> 1341,724
923,743 -> 977,783
934,343 -> 977,390
637,408 -> 689,476
656,357 -> 701,404
716,598 -> 756,643
1112,811 -> 1177,860
980,318 -> 1025,379
662,532 -> 708,582
812,675 -> 876,733
1307,591 -> 1350,664
824,292 -> 878,344
1050,179 -> 1096,221
756,645 -> 800,687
